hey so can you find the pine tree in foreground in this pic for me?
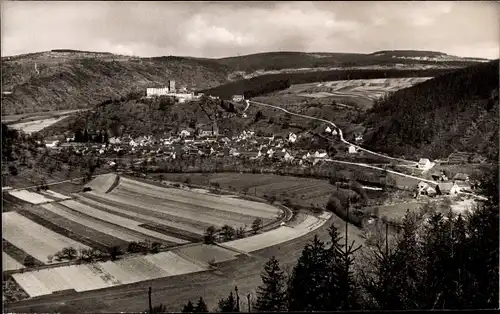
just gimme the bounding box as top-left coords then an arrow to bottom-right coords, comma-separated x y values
327,223 -> 362,311
286,235 -> 332,311
254,256 -> 287,312
182,300 -> 195,313
217,291 -> 239,312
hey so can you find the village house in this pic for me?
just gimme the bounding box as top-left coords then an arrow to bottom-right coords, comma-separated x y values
348,145 -> 357,154
199,127 -> 218,138
288,132 -> 298,143
355,133 -> 363,142
416,158 -> 434,170
232,95 -> 245,102
325,126 -> 332,134
431,171 -> 448,181
179,128 -> 194,138
417,181 -> 437,196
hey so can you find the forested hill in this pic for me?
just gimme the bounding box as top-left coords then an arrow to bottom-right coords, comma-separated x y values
362,60 -> 499,161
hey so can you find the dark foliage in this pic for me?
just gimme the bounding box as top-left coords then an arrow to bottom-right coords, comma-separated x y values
363,60 -> 499,160
217,291 -> 239,312
254,256 -> 288,312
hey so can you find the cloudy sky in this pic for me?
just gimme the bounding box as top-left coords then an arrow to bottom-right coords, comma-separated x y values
2,1 -> 499,59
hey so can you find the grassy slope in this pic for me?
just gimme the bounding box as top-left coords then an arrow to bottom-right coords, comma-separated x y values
2,50 -> 480,115
362,60 -> 499,161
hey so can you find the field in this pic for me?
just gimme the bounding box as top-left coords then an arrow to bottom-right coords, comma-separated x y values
8,115 -> 72,134
5,211 -> 367,313
275,77 -> 433,109
224,212 -> 331,253
3,212 -> 90,263
10,250 -> 210,298
154,172 -> 387,209
8,190 -> 55,204
9,209 -> 331,299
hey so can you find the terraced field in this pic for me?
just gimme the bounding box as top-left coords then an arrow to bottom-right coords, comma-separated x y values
9,210 -> 332,299
156,173 -> 369,209
3,174 -> 284,281
277,77 -> 433,109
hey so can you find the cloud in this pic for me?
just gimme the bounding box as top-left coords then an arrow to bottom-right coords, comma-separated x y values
1,1 -> 498,59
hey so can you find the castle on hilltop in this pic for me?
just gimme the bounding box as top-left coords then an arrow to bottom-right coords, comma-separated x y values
146,80 -> 200,103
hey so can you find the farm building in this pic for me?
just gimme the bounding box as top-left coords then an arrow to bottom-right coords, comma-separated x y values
431,171 -> 448,181
416,158 -> 434,170
417,181 -> 437,196
348,145 -> 357,154
288,133 -> 297,143
325,126 -> 332,133
437,182 -> 460,195
332,129 -> 338,136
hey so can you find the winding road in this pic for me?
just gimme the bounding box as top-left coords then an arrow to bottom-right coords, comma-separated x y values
249,100 -> 438,184
249,100 -> 416,165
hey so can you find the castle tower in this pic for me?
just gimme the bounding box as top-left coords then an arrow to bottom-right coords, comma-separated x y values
168,80 -> 176,93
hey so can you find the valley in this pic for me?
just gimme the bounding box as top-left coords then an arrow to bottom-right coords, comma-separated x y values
2,49 -> 498,313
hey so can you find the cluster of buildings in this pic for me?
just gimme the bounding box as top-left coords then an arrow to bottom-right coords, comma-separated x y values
53,126 -> 337,169
416,171 -> 474,198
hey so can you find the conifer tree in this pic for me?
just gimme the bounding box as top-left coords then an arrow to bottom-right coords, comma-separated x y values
217,291 -> 238,312
254,256 -> 287,312
181,300 -> 194,313
327,224 -> 361,310
286,235 -> 332,311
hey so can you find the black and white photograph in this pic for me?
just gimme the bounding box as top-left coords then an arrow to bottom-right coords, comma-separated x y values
1,1 -> 499,312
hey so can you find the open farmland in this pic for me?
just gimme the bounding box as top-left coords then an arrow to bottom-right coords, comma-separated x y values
2,211 -> 90,263
3,252 -> 24,271
155,173 -> 386,209
9,211 -> 331,299
223,212 -> 331,253
11,250 -> 210,298
5,211 -> 367,313
84,176 -> 282,231
275,77 -> 433,109
8,189 -> 55,204
8,115 -> 71,134
3,174 -> 285,272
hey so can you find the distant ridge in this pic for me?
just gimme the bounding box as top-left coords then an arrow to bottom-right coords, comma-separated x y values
1,49 -> 486,115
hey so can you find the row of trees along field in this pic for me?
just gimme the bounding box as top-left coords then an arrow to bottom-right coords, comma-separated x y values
148,171 -> 498,312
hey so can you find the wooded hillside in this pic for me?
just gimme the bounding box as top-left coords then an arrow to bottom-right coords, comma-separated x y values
362,60 -> 499,161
